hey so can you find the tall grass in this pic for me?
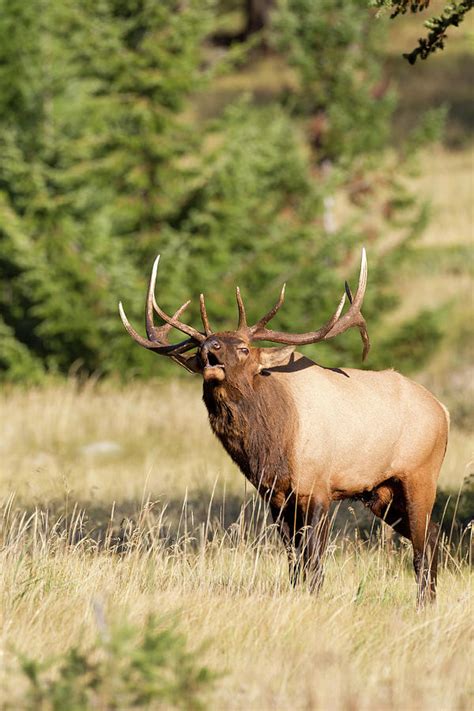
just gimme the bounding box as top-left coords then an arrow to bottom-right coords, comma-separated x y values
0,495 -> 472,710
0,380 -> 472,709
0,379 -> 470,504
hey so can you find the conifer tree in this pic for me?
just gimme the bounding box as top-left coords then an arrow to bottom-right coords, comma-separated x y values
0,0 -> 211,379
0,0 -> 445,380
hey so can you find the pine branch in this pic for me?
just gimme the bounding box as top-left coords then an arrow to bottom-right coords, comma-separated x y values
372,0 -> 473,63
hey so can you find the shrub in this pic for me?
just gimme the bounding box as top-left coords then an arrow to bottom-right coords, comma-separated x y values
13,614 -> 216,710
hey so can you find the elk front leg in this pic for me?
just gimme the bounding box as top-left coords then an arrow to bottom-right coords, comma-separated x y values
304,498 -> 330,593
270,502 -> 304,587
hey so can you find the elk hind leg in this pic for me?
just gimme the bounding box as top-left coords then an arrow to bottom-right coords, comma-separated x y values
365,477 -> 439,605
403,475 -> 439,607
368,479 -> 411,539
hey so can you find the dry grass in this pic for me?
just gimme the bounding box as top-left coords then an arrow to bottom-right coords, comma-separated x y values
0,380 -> 236,505
416,147 -> 473,247
0,492 -> 472,710
398,146 -> 473,319
0,379 -> 472,710
0,379 -> 469,504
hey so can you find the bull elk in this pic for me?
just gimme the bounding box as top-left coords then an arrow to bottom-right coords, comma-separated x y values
119,250 -> 449,605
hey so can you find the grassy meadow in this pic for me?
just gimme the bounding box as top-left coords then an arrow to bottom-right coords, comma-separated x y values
0,376 -> 472,710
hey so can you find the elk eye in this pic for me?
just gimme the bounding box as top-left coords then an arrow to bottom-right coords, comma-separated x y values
239,347 -> 249,355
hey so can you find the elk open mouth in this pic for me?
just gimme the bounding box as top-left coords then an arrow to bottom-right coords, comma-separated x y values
207,352 -> 222,367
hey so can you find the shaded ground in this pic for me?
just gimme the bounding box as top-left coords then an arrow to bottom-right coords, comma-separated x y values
4,475 -> 471,555
387,51 -> 474,147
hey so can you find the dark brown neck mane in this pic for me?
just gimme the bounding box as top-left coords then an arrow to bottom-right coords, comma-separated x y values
202,373 -> 297,498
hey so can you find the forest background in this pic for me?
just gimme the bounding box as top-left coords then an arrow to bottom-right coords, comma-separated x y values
0,0 -> 471,395
0,1 -> 473,708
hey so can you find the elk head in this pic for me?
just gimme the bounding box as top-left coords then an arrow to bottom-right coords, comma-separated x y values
119,250 -> 370,387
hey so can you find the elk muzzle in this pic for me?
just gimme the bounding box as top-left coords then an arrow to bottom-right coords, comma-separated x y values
201,340 -> 226,382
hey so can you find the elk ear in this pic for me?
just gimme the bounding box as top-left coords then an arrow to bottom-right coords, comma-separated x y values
258,346 -> 295,372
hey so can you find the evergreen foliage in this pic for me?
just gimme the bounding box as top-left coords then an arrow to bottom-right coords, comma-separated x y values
373,0 -> 473,63
15,614 -> 215,710
0,0 -> 211,379
0,0 -> 446,381
273,0 -> 396,165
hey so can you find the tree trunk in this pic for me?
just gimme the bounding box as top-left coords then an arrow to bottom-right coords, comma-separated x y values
244,0 -> 275,36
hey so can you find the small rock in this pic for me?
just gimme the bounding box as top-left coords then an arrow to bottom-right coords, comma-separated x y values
79,441 -> 123,457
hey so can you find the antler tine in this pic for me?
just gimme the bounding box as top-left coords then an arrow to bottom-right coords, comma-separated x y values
149,255 -> 205,343
323,247 -> 370,360
152,298 -> 204,341
199,294 -> 212,336
236,286 -> 247,330
359,325 -> 370,361
249,283 -> 286,335
146,255 -> 163,340
249,290 -> 346,344
152,300 -> 193,343
246,248 -> 369,360
118,254 -> 206,368
118,302 -> 195,355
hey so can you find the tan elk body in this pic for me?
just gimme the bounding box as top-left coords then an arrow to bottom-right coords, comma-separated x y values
285,359 -> 448,503
120,250 -> 449,605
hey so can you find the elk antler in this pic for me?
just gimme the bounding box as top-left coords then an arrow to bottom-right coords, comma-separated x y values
236,248 -> 370,360
199,293 -> 212,336
119,255 -> 205,372
148,257 -> 205,342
